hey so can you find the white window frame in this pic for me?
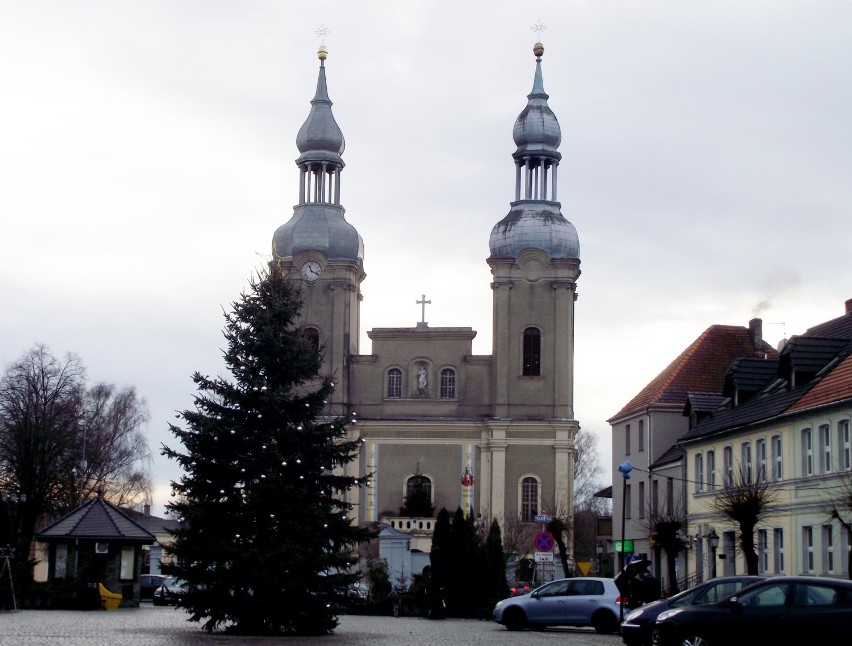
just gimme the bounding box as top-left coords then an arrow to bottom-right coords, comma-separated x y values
823,524 -> 835,575
386,368 -> 403,399
774,527 -> 785,574
695,453 -> 704,493
802,428 -> 813,476
723,445 -> 734,487
707,449 -> 716,490
439,367 -> 456,399
519,475 -> 541,522
756,438 -> 767,483
758,529 -> 769,574
803,526 -> 814,573
741,441 -> 753,483
771,434 -> 783,481
840,419 -> 851,471
820,423 -> 832,474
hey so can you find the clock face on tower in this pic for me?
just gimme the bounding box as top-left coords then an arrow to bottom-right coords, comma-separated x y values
300,261 -> 322,283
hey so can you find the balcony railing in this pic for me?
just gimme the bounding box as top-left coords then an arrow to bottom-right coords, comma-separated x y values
380,517 -> 437,533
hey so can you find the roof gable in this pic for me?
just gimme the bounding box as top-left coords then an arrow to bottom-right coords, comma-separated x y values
610,324 -> 776,421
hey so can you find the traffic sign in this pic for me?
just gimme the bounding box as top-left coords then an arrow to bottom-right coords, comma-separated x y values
534,551 -> 554,562
534,531 -> 555,552
534,514 -> 552,523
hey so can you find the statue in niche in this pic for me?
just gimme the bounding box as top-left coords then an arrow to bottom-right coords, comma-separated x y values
417,366 -> 427,392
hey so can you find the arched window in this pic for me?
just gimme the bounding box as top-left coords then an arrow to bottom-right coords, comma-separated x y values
401,475 -> 434,517
439,368 -> 456,399
520,476 -> 539,522
302,327 -> 320,351
522,327 -> 541,376
387,368 -> 402,399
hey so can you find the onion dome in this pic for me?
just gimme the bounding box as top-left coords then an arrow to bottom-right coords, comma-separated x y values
295,46 -> 345,166
512,42 -> 562,157
272,46 -> 363,263
489,42 -> 579,261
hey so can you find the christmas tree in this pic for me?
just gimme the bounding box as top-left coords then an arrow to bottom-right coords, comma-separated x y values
162,267 -> 372,635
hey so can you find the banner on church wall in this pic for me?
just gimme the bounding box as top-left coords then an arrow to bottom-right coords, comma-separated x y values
461,444 -> 475,513
366,443 -> 377,521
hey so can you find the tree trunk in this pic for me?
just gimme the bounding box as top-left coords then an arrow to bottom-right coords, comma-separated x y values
740,524 -> 759,575
666,549 -> 679,595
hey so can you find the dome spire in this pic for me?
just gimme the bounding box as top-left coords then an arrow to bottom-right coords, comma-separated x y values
488,38 -> 579,261
272,39 -> 363,264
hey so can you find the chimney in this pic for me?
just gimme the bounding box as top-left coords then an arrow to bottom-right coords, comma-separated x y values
749,318 -> 763,349
143,503 -> 151,517
846,298 -> 852,315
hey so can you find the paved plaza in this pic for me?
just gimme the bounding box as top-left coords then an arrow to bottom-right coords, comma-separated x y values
0,605 -> 623,646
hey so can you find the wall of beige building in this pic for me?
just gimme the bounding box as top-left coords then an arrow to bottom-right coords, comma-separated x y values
683,407 -> 852,581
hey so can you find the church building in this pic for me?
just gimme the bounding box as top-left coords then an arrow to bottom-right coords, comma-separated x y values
270,40 -> 581,552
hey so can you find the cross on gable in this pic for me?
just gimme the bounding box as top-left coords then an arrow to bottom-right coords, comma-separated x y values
416,294 -> 431,323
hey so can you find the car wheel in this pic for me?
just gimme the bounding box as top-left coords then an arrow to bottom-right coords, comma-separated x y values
502,607 -> 527,631
591,609 -> 619,634
680,635 -> 711,646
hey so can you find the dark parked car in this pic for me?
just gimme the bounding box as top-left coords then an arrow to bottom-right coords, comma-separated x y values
139,574 -> 167,601
652,576 -> 852,646
621,576 -> 764,646
509,581 -> 532,597
152,577 -> 188,606
493,577 -> 627,633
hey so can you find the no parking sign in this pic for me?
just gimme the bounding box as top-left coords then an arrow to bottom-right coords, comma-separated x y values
534,531 -> 555,552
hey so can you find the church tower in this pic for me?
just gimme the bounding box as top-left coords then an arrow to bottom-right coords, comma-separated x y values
484,41 -> 580,517
271,46 -> 364,413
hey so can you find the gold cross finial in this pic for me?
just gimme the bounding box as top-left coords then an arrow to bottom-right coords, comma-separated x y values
530,19 -> 547,41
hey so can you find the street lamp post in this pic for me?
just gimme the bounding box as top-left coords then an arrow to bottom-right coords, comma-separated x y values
708,529 -> 719,579
597,541 -> 605,577
617,461 -> 633,623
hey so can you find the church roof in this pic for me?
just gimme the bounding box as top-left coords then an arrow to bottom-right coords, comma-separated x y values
37,495 -> 156,543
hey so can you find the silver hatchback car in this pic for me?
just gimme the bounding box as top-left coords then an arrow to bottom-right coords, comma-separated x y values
493,577 -> 626,633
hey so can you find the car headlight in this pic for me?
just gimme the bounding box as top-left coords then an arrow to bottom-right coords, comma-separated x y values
656,608 -> 684,622
623,607 -> 645,622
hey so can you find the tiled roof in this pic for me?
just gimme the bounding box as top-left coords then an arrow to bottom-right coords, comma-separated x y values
650,443 -> 684,469
121,508 -> 181,535
609,325 -> 776,421
725,358 -> 780,396
37,496 -> 156,543
786,349 -> 852,413
678,386 -> 808,443
804,310 -> 852,340
684,392 -> 729,414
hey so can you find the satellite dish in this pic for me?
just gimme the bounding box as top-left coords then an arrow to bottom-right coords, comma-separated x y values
777,338 -> 788,352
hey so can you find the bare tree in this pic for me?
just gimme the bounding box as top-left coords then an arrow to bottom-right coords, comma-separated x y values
80,383 -> 151,507
644,502 -> 687,594
714,467 -> 778,575
0,345 -> 152,578
0,345 -> 84,569
574,428 -> 609,513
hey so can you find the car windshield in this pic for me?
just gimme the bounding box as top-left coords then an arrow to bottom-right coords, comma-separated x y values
163,577 -> 183,588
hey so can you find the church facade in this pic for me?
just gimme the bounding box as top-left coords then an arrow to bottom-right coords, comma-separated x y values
270,41 -> 581,550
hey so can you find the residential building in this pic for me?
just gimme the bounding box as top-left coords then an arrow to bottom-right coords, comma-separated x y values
608,319 -> 776,585
680,299 -> 852,581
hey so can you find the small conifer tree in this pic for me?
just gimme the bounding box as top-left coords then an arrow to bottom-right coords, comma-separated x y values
162,267 -> 372,635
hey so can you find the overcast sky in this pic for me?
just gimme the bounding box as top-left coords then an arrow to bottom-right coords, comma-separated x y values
2,1 -> 850,516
